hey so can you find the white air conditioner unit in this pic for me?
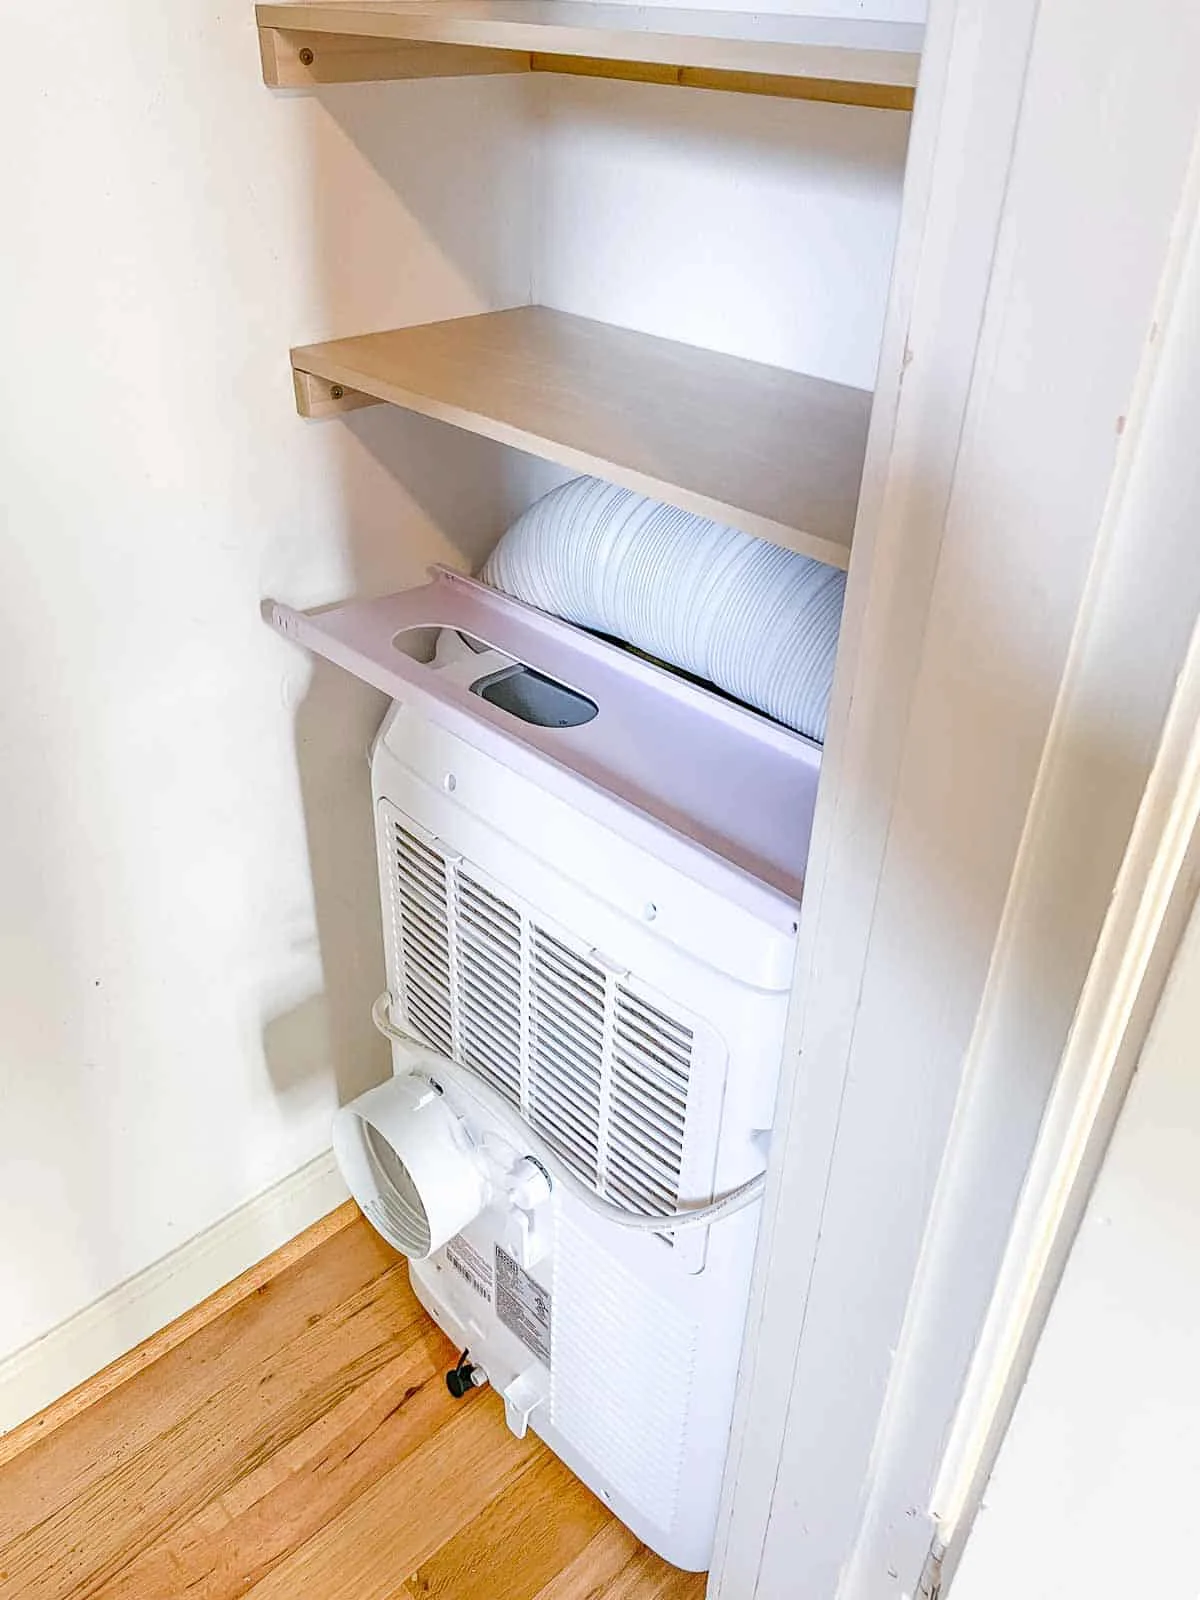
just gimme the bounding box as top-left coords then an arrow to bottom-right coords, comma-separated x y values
269,570 -> 820,1571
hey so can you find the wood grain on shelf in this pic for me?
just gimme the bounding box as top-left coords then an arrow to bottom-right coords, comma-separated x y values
0,1213 -> 703,1600
292,306 -> 867,568
255,1 -> 921,106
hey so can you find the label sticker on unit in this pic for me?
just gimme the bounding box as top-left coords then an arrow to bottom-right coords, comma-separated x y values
495,1246 -> 552,1366
443,1234 -> 494,1303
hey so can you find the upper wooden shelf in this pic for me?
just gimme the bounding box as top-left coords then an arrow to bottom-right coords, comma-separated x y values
290,306 -> 869,569
256,2 -> 921,108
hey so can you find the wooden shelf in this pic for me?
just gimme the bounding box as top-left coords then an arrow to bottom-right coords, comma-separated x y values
257,2 -> 921,108
291,307 -> 869,569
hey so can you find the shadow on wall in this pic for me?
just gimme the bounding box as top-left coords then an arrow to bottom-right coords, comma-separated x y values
260,72 -> 546,1114
261,421 -> 545,1111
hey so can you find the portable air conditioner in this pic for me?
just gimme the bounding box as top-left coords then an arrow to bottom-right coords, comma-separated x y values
268,569 -> 821,1571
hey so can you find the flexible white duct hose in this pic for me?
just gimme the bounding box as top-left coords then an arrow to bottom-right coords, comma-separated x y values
483,476 -> 846,744
372,992 -> 765,1233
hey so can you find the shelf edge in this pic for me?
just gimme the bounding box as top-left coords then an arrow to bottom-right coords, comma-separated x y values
290,341 -> 855,572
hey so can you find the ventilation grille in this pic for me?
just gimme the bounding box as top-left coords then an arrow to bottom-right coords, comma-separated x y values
386,819 -> 696,1230
529,929 -> 605,1186
389,824 -> 452,1056
608,992 -> 690,1216
455,874 -> 523,1106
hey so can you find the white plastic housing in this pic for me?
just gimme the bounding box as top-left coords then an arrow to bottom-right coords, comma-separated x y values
336,661 -> 808,1571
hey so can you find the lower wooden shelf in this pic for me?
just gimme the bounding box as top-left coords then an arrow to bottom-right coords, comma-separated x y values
290,306 -> 869,568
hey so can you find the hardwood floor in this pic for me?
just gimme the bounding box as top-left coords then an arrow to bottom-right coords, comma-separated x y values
0,1210 -> 705,1600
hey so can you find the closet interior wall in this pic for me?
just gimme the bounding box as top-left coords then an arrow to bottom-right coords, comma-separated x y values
530,71 -> 909,391
0,14 -> 536,1396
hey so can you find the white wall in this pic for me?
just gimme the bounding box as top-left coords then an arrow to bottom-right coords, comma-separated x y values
0,0 -> 914,1407
0,4 -> 536,1371
533,76 -> 909,389
950,882 -> 1200,1600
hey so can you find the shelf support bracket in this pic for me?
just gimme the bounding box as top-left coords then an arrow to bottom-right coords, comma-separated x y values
292,368 -> 381,420
258,27 -> 531,87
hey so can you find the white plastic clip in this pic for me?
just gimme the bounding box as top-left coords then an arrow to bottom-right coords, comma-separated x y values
502,1365 -> 549,1440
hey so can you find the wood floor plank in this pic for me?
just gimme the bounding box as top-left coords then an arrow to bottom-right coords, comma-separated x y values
240,1393 -> 541,1600
0,1202 -> 362,1474
403,1445 -> 612,1600
88,1321 -> 458,1599
0,1219 -> 398,1546
524,1517 -> 708,1600
598,1544 -> 709,1600
0,1249 -> 425,1598
525,1519 -> 646,1599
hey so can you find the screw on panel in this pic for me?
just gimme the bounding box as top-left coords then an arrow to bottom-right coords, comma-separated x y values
298,46 -> 315,65
330,384 -> 344,400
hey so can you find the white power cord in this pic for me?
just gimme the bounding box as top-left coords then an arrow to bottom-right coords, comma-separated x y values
371,991 -> 766,1234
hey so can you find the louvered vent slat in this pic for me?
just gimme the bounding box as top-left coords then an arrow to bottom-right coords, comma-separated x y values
453,956 -> 520,1021
606,1171 -> 679,1214
530,1007 -> 605,1082
458,919 -> 520,973
537,960 -> 606,1008
532,1051 -> 603,1115
534,977 -> 606,1039
619,1006 -> 692,1062
454,871 -> 523,1108
392,881 -> 445,932
609,1102 -> 686,1172
458,910 -> 520,959
405,994 -> 449,1049
396,915 -> 450,978
394,841 -> 443,885
529,929 -> 605,1188
393,855 -> 448,909
461,1044 -> 521,1102
530,1080 -> 602,1156
389,821 -> 453,1055
537,936 -> 606,995
612,1049 -> 690,1116
531,1105 -> 601,1179
607,990 -> 693,1231
459,997 -> 521,1059
458,990 -> 520,1049
530,1025 -> 604,1111
619,991 -> 693,1044
458,884 -> 521,945
612,1079 -> 687,1142
400,980 -> 450,1052
609,1117 -> 687,1193
616,1021 -> 691,1080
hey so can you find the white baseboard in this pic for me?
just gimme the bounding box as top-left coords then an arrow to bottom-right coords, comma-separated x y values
0,1151 -> 350,1437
